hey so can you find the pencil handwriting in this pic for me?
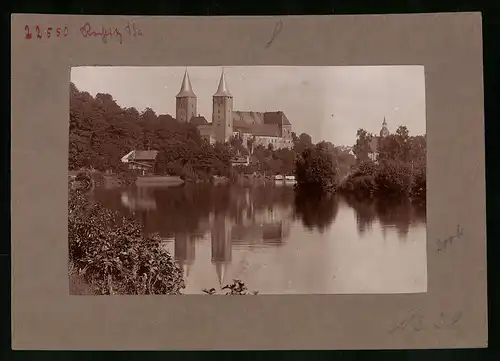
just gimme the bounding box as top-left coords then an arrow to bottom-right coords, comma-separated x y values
437,224 -> 464,252
389,311 -> 463,334
265,20 -> 283,48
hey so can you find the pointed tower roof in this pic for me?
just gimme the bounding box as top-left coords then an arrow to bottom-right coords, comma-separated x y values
213,69 -> 232,97
380,116 -> 389,137
176,68 -> 196,98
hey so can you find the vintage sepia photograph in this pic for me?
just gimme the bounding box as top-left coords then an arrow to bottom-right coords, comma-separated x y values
68,65 -> 427,295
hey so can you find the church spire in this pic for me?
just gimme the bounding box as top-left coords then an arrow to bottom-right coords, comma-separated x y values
380,116 -> 389,137
176,68 -> 196,98
213,68 -> 232,97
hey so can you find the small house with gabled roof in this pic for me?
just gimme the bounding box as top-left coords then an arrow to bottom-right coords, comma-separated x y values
121,150 -> 159,175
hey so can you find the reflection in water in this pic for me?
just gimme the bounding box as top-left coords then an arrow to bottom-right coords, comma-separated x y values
211,212 -> 232,286
342,194 -> 426,239
120,187 -> 157,211
174,233 -> 196,277
92,184 -> 427,294
293,189 -> 339,233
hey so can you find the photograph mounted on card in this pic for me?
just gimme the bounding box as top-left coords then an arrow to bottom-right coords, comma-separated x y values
11,13 -> 487,350
68,65 -> 427,296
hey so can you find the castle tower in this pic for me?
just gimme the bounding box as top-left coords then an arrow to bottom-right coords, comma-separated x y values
380,117 -> 390,138
212,69 -> 233,143
175,68 -> 197,123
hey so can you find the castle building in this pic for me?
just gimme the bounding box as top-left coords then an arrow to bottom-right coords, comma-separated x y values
175,69 -> 293,150
175,69 -> 197,124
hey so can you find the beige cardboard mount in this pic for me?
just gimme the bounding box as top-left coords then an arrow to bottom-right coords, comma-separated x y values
11,13 -> 487,350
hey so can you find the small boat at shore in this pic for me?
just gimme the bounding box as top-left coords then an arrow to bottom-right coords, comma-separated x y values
274,174 -> 296,185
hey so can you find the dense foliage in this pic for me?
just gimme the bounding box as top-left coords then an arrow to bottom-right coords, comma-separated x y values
68,183 -> 185,295
69,82 -> 357,181
69,82 -> 232,180
295,143 -> 339,192
341,125 -> 427,200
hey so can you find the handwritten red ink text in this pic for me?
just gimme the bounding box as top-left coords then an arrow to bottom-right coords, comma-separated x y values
79,21 -> 143,44
24,25 -> 68,40
80,22 -> 123,45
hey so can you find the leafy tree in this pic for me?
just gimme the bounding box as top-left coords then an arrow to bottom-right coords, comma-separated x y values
409,134 -> 426,167
293,132 -> 313,154
68,82 -> 231,180
378,125 -> 412,163
295,144 -> 338,192
352,129 -> 373,162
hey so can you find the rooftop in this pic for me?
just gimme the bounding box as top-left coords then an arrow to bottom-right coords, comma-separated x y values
130,150 -> 159,161
176,69 -> 196,98
213,70 -> 232,97
190,116 -> 209,126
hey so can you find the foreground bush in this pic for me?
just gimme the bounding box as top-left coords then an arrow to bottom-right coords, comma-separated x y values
68,187 -> 185,295
202,280 -> 259,295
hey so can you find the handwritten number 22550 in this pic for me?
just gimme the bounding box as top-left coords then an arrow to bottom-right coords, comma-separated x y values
25,25 -> 68,40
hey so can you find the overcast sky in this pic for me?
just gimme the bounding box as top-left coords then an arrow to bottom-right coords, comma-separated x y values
71,66 -> 426,146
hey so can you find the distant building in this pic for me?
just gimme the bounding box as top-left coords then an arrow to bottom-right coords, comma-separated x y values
368,118 -> 390,162
121,150 -> 159,175
175,68 -> 294,150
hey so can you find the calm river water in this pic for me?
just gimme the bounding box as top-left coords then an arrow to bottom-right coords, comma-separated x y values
92,183 -> 427,295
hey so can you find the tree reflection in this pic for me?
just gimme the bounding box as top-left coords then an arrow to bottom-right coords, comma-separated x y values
341,194 -> 426,239
93,184 -> 426,243
293,188 -> 339,233
341,193 -> 377,236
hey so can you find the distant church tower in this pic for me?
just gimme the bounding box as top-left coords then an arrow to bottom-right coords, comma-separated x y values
380,117 -> 390,138
175,68 -> 197,123
212,69 -> 233,143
